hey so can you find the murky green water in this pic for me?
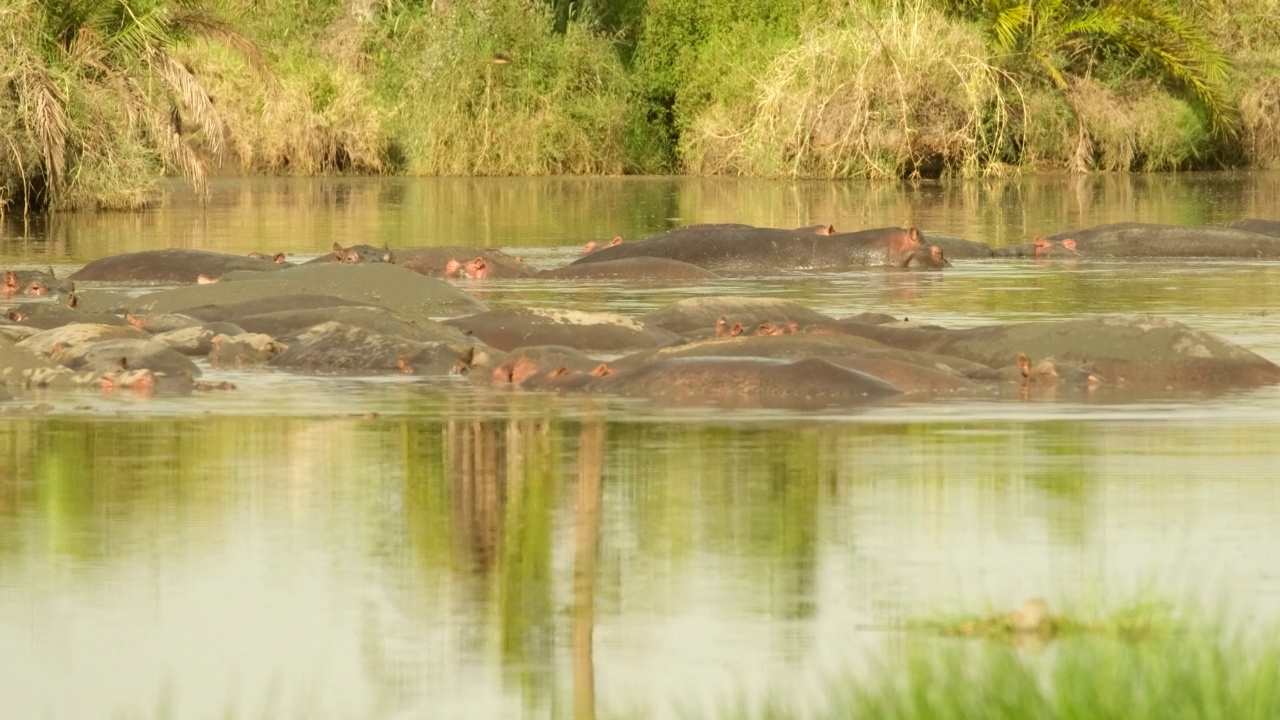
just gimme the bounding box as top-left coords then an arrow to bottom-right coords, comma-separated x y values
3,174 -> 1280,719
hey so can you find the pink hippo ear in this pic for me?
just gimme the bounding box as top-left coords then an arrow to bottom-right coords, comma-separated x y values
1061,238 -> 1078,252
273,252 -> 288,263
582,240 -> 598,254
820,224 -> 836,236
1016,352 -> 1031,379
445,258 -> 463,276
907,227 -> 921,245
590,363 -> 612,378
65,292 -> 78,308
197,274 -> 218,284
1034,236 -> 1050,247
3,270 -> 16,292
608,236 -> 623,247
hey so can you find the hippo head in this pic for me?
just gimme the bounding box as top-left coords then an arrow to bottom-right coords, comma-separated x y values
464,256 -> 489,279
904,244 -> 950,269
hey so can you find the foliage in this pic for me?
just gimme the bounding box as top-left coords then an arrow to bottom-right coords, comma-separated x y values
937,0 -> 1238,168
370,0 -> 632,176
0,0 -> 271,213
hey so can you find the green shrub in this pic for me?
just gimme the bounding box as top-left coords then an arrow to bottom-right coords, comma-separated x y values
372,0 -> 631,176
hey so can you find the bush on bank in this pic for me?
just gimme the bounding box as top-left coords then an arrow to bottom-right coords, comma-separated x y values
4,0 -> 1280,214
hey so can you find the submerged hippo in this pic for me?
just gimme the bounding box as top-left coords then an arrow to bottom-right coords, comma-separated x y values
394,246 -> 537,279
1040,223 -> 1280,258
70,249 -> 286,283
587,356 -> 904,409
4,268 -> 74,296
537,257 -> 721,282
569,223 -> 949,273
813,315 -> 1280,388
304,242 -> 395,264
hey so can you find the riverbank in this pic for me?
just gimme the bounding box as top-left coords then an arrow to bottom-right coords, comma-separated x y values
2,0 -> 1279,212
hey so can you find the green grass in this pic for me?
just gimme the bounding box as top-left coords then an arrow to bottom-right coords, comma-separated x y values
698,597 -> 1280,720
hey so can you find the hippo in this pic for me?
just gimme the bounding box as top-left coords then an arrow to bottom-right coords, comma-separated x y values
609,332 -> 990,393
811,315 -> 1280,388
443,308 -> 681,353
487,346 -> 605,386
639,296 -> 836,337
589,356 -> 903,409
1226,218 -> 1280,238
304,242 -> 395,264
103,264 -> 488,319
247,251 -> 291,264
208,333 -> 287,367
581,237 -> 624,255
267,321 -> 480,375
16,323 -> 148,356
536,257 -> 721,282
4,268 -> 74,296
569,223 -> 949,273
50,337 -> 201,388
70,249 -> 286,283
7,303 -> 131,330
922,234 -> 995,259
230,306 -> 469,345
394,247 -> 538,279
992,236 -> 1080,259
1042,222 -> 1280,258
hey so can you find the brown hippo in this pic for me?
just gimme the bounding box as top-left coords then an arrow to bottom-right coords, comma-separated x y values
1042,222 -> 1280,258
395,246 -> 538,279
813,315 -> 1280,389
992,236 -> 1080,258
105,264 -> 488,320
303,242 -> 395,264
443,308 -> 681,353
569,223 -> 949,273
70,249 -> 287,283
1227,218 -> 1280,238
247,251 -> 291,264
536,257 -> 721,282
581,236 -> 624,254
590,356 -> 903,409
4,268 -> 74,296
639,296 -> 835,337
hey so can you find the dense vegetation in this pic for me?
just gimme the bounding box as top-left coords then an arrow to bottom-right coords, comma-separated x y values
2,0 -> 1279,212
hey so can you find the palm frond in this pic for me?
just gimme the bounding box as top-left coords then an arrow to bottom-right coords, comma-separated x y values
152,49 -> 226,155
171,9 -> 276,81
20,65 -> 70,198
145,106 -> 208,197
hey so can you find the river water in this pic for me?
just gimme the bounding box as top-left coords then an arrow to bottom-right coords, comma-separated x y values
2,174 -> 1280,719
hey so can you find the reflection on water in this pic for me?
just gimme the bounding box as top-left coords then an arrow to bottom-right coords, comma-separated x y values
2,413 -> 1279,719
2,174 -> 1280,718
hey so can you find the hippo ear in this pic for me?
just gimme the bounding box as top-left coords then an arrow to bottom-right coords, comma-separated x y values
590,363 -> 611,377
385,250 -> 396,263
908,227 -> 921,243
66,292 -> 78,308
550,366 -> 570,378
46,266 -> 55,277
1016,352 -> 1031,378
332,242 -> 343,252
3,270 -> 15,288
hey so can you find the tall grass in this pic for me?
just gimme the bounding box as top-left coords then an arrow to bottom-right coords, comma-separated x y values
704,602 -> 1280,720
681,2 -> 1015,179
371,0 -> 632,176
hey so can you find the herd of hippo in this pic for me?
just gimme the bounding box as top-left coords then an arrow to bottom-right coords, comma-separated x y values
3,218 -> 1280,409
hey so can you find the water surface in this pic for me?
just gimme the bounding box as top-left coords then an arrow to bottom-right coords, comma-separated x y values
2,174 -> 1280,719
